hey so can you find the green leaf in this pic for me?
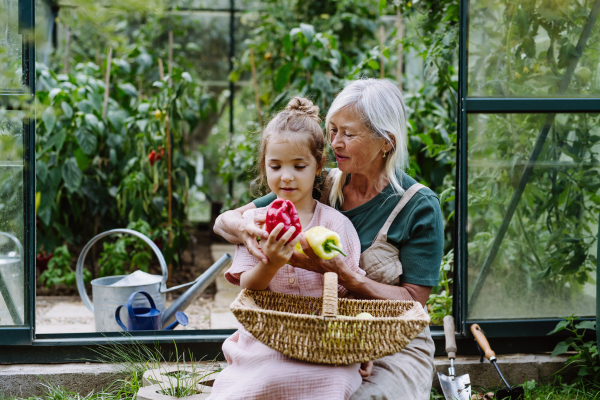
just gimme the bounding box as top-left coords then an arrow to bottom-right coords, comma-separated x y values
42,107 -> 57,133
181,72 -> 192,82
61,158 -> 82,194
367,59 -> 380,70
274,63 -> 293,92
383,48 -> 390,59
74,148 -> 91,171
378,0 -> 387,13
118,82 -> 138,97
61,102 -> 73,119
574,321 -> 596,331
548,320 -> 569,335
84,113 -> 101,136
300,23 -> 315,44
439,187 -> 454,204
550,341 -> 571,357
75,128 -> 97,155
49,88 -> 62,101
36,160 -> 48,181
44,129 -> 66,153
283,34 -> 292,53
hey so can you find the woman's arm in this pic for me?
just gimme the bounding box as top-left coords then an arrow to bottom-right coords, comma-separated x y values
213,202 -> 270,263
289,237 -> 431,306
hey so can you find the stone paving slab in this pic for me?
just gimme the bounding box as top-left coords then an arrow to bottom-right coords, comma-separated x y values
43,302 -> 93,319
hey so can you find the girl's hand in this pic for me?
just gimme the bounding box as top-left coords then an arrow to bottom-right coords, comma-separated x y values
239,213 -> 269,264
262,223 -> 300,269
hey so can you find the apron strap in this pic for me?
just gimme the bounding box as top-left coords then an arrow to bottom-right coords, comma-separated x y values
319,168 -> 341,206
375,183 -> 426,239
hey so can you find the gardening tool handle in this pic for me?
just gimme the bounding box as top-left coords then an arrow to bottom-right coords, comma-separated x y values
76,229 -> 169,313
322,272 -> 338,318
443,315 -> 457,359
470,323 -> 496,360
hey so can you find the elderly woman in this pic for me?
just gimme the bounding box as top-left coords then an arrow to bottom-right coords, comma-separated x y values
214,78 -> 443,400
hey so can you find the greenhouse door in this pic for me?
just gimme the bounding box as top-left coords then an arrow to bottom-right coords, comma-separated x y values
0,0 -> 36,345
456,0 -> 599,339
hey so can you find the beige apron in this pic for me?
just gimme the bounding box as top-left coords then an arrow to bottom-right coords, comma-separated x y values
321,169 -> 435,400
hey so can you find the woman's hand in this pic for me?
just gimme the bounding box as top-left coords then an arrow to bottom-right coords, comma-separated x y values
359,361 -> 373,379
289,234 -> 357,285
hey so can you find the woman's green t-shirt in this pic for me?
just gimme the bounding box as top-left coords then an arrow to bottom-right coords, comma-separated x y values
253,172 -> 443,287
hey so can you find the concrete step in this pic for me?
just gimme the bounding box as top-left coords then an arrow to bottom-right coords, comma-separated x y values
1,355 -> 571,397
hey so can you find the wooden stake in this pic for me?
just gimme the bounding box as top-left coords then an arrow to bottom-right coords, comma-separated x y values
168,31 -> 173,88
397,7 -> 404,92
166,115 -> 173,285
379,24 -> 385,79
102,47 -> 113,119
64,26 -> 70,73
249,48 -> 262,126
158,58 -> 165,80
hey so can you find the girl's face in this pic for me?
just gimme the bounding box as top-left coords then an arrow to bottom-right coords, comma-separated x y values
265,135 -> 320,208
329,106 -> 387,176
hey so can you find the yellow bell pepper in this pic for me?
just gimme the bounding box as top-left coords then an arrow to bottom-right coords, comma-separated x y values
294,226 -> 347,260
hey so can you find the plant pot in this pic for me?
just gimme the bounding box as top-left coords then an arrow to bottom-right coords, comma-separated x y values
140,364 -> 221,400
137,383 -> 212,400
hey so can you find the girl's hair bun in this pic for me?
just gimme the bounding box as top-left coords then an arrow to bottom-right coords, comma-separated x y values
285,97 -> 320,123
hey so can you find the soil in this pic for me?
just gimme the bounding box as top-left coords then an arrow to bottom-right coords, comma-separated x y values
36,229 -> 218,298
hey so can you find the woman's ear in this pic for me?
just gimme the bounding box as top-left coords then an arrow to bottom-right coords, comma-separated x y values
384,135 -> 396,154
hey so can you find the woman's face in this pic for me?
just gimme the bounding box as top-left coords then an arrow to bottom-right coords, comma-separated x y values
329,106 -> 387,176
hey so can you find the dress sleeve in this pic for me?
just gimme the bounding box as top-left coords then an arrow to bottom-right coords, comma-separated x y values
224,209 -> 263,286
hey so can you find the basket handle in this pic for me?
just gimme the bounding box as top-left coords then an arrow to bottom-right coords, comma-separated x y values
322,272 -> 338,318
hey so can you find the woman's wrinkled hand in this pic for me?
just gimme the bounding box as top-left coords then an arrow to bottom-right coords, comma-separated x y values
359,361 -> 373,379
239,212 -> 270,263
289,234 -> 345,275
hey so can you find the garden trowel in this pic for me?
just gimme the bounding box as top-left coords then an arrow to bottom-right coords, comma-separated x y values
438,315 -> 471,400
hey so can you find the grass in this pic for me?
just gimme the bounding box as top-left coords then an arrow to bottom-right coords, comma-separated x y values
1,336 -> 220,400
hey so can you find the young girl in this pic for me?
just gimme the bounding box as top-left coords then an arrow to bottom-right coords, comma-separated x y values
207,97 -> 366,400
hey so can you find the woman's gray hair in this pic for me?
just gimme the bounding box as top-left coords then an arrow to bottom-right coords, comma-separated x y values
325,78 -> 409,207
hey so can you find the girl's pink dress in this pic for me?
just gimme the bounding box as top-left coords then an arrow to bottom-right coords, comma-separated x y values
207,201 -> 366,400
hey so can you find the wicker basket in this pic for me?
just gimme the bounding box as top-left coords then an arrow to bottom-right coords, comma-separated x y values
230,272 -> 430,365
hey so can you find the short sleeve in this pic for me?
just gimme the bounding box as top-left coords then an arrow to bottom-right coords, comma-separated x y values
252,192 -> 276,208
224,208 -> 264,286
395,195 -> 443,287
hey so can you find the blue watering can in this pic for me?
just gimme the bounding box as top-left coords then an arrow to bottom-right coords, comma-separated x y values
115,290 -> 189,331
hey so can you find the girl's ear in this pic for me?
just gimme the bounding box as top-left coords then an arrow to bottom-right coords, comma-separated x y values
317,153 -> 326,175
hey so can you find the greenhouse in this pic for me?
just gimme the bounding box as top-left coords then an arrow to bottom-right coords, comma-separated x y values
0,0 -> 598,399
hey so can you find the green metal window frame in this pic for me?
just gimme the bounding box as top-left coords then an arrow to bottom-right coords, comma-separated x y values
1,0 -> 597,362
455,0 -> 599,344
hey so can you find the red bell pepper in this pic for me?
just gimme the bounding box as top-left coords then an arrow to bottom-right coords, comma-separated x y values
265,199 -> 302,242
148,150 -> 157,166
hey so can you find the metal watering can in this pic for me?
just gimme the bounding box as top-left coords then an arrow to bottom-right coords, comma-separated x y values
76,229 -> 233,332
115,290 -> 189,331
0,232 -> 24,325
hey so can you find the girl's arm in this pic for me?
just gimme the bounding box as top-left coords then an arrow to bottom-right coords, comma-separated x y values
240,223 -> 300,291
213,202 -> 270,263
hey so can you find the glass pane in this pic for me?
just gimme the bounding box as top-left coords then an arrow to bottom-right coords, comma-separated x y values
467,113 -> 598,319
468,0 -> 600,97
0,110 -> 25,326
0,0 -> 23,91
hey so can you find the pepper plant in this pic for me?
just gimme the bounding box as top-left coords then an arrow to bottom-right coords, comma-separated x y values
35,53 -> 211,285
